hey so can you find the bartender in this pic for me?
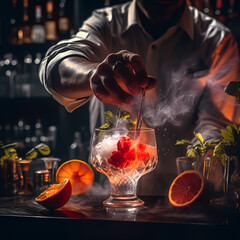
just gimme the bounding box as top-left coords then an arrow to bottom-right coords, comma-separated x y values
39,0 -> 240,196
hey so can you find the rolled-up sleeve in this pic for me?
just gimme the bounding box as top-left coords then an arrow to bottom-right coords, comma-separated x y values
193,32 -> 240,142
38,11 -> 110,112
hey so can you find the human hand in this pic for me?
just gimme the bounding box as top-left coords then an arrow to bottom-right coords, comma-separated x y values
90,50 -> 156,105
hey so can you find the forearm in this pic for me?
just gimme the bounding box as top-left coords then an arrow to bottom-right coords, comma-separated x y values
52,56 -> 98,99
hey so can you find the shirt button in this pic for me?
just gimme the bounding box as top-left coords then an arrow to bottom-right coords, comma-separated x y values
151,45 -> 156,50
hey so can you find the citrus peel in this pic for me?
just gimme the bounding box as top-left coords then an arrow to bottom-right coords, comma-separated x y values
56,159 -> 94,195
168,170 -> 205,208
35,178 -> 72,210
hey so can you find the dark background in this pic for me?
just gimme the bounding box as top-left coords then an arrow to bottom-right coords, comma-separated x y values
0,0 -> 239,162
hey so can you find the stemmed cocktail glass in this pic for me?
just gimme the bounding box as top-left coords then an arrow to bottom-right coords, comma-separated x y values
91,127 -> 158,208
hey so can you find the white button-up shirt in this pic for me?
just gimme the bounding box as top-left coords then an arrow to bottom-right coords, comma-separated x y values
39,1 -> 240,195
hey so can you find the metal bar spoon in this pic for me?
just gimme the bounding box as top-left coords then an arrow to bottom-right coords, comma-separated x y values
133,87 -> 146,141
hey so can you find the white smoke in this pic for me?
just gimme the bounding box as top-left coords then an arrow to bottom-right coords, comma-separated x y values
143,60 -> 239,127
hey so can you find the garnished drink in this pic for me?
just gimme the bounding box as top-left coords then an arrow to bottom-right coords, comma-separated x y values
91,128 -> 158,207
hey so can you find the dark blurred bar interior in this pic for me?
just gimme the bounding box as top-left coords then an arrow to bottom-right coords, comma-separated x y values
0,0 -> 240,162
0,1 -> 240,239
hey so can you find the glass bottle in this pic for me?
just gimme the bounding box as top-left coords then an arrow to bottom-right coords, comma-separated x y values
31,5 -> 45,43
45,0 -> 58,42
226,0 -> 240,44
214,0 -> 227,24
231,156 -> 240,201
69,131 -> 87,162
57,0 -> 70,40
47,125 -> 57,155
0,54 -> 11,98
203,0 -> 214,17
31,52 -> 47,97
4,157 -> 23,196
8,0 -> 18,45
34,118 -> 44,144
21,54 -> 32,97
227,0 -> 240,24
21,0 -> 31,43
191,0 -> 204,12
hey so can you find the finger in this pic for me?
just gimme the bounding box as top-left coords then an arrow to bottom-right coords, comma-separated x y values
90,74 -> 110,97
94,62 -> 136,103
113,61 -> 141,95
106,53 -> 123,66
101,74 -> 135,105
91,75 -> 120,104
121,52 -> 148,88
146,76 -> 157,90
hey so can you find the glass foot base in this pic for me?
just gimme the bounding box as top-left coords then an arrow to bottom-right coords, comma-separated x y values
103,195 -> 144,208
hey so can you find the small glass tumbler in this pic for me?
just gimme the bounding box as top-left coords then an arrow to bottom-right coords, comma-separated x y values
176,156 -> 203,174
40,157 -> 61,184
203,156 -> 230,204
4,157 -> 23,195
34,170 -> 51,195
18,159 -> 32,195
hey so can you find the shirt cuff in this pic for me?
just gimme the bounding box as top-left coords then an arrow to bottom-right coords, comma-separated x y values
50,87 -> 92,112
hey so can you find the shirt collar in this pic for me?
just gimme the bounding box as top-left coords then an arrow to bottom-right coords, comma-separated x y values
125,1 -> 194,40
177,5 -> 194,40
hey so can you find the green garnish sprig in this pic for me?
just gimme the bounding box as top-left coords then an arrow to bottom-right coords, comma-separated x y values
25,143 -> 51,160
0,141 -> 50,164
99,110 -> 136,130
213,124 -> 240,165
176,132 -> 221,159
224,81 -> 240,104
0,142 -> 18,166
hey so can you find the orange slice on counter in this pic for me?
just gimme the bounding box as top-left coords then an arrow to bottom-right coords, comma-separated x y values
35,178 -> 72,210
56,159 -> 94,195
168,170 -> 205,208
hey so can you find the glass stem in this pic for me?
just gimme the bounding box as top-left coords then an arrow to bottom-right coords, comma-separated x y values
24,170 -> 29,194
110,176 -> 138,198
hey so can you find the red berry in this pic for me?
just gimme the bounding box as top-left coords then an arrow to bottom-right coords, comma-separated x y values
137,142 -> 146,152
137,151 -> 150,163
124,148 -> 136,161
108,151 -> 124,168
117,137 -> 132,153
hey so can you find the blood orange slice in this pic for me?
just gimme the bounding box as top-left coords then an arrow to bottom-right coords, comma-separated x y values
168,170 -> 205,207
35,178 -> 72,210
56,159 -> 94,195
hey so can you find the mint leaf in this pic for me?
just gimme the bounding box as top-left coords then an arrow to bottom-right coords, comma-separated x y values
2,142 -> 17,149
100,123 -> 111,129
221,128 -> 234,143
221,124 -> 238,143
25,143 -> 50,160
224,81 -> 240,96
104,111 -> 113,122
176,132 -> 221,159
175,140 -> 193,145
213,142 -> 229,166
4,147 -> 18,160
187,148 -> 197,157
120,111 -> 130,119
205,139 -> 222,148
36,143 -> 51,156
25,149 -> 38,160
195,132 -> 204,145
